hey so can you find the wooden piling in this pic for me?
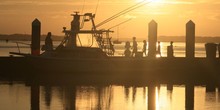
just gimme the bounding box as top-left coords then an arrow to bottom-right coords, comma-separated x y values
205,43 -> 217,58
31,19 -> 41,55
31,83 -> 40,110
186,20 -> 195,58
148,20 -> 157,58
185,84 -> 194,110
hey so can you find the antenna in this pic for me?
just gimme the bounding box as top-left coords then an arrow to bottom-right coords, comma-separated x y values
95,0 -> 100,14
81,0 -> 86,13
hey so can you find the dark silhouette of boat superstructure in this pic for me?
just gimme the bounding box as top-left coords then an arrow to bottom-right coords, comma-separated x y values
39,12 -> 114,59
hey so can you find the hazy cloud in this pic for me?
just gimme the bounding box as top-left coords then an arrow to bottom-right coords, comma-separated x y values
161,0 -> 194,5
0,0 -> 94,6
1,0 -> 220,36
159,0 -> 220,5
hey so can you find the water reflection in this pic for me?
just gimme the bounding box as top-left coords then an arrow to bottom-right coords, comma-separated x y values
43,86 -> 52,108
132,86 -> 137,103
2,83 -> 220,110
63,86 -> 76,110
30,83 -> 40,110
148,85 -> 156,110
124,86 -> 130,101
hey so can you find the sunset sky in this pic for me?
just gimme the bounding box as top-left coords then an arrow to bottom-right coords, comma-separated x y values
1,0 -> 220,38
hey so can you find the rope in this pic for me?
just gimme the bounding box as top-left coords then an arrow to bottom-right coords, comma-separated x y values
108,18 -> 132,30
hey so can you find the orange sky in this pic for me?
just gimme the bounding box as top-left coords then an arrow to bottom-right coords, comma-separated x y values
1,0 -> 220,38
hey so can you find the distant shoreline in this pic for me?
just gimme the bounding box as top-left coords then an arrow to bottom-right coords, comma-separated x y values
1,34 -> 220,43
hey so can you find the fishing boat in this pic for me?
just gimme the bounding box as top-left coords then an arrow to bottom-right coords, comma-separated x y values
17,12 -> 119,74
42,12 -> 114,58
4,1 -> 220,84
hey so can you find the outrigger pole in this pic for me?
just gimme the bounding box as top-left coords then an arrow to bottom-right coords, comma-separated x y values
108,18 -> 132,30
95,0 -> 153,28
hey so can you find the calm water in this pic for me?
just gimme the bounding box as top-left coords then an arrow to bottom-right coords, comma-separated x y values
0,82 -> 220,110
0,40 -> 220,110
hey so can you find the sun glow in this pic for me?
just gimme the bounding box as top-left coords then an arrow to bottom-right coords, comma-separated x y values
135,0 -> 164,7
135,0 -> 164,3
152,0 -> 164,3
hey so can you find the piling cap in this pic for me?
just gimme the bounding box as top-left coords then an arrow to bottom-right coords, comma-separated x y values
186,20 -> 195,26
149,20 -> 157,25
32,18 -> 41,25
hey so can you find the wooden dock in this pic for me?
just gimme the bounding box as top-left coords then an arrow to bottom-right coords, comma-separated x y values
0,57 -> 219,86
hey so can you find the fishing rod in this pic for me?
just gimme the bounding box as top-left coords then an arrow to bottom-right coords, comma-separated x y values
108,18 -> 132,30
95,0 -> 153,28
96,0 -> 147,28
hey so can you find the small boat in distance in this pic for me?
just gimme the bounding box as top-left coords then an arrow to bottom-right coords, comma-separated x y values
113,39 -> 122,44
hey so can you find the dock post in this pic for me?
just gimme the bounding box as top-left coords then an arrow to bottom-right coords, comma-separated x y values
148,85 -> 156,110
185,84 -> 194,110
186,20 -> 195,58
31,19 -> 41,55
205,43 -> 217,59
148,20 -> 157,58
31,83 -> 40,110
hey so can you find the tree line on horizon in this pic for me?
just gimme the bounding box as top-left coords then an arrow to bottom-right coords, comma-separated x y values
1,34 -> 220,43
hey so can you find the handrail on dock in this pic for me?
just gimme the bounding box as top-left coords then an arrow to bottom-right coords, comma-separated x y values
12,41 -> 31,53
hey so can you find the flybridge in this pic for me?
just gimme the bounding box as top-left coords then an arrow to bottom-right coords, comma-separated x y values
60,12 -> 115,55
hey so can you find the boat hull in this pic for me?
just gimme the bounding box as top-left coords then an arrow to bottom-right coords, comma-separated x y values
25,56 -> 220,84
1,56 -> 220,84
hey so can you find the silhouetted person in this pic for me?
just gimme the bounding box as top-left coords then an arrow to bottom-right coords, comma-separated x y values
101,39 -> 105,50
157,41 -> 161,57
132,37 -> 138,57
167,41 -> 174,58
45,32 -> 53,51
142,40 -> 147,56
109,38 -> 115,56
124,41 -> 131,57
6,39 -> 9,43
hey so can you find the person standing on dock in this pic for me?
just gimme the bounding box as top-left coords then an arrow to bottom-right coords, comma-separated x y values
218,43 -> 220,58
109,37 -> 115,56
124,41 -> 131,57
142,40 -> 147,56
45,32 -> 53,51
157,41 -> 161,57
167,41 -> 174,58
132,37 -> 138,57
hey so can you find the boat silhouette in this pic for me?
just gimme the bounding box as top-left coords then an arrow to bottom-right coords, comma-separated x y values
113,39 -> 122,44
41,12 -> 114,58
